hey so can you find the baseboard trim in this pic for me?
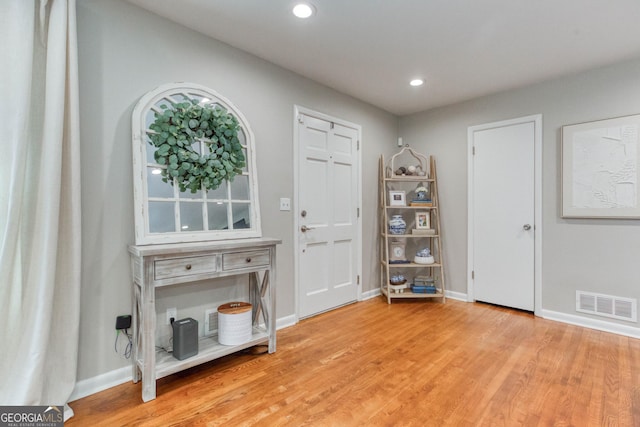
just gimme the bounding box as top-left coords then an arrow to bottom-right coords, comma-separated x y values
541,309 -> 640,339
361,288 -> 381,301
276,314 -> 297,330
69,366 -> 131,403
445,290 -> 468,302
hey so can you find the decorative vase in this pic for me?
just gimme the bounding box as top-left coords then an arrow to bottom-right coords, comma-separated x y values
388,215 -> 406,235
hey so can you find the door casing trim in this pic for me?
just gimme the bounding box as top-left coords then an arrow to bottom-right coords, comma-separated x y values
467,114 -> 543,316
293,105 -> 363,322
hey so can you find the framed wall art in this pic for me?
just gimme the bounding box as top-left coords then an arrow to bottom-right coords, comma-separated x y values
562,114 -> 640,218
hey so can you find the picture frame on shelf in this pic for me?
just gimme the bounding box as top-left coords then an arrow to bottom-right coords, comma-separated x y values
415,211 -> 431,229
389,241 -> 408,262
389,190 -> 406,206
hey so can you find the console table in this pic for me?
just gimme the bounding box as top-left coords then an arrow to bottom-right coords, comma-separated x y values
128,237 -> 280,402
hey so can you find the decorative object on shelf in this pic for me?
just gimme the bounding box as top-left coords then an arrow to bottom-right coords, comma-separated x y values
412,276 -> 437,293
388,214 -> 407,235
415,211 -> 431,229
414,247 -> 435,264
389,190 -> 406,206
412,228 -> 436,235
414,185 -> 429,200
389,241 -> 409,263
411,185 -> 432,206
389,274 -> 408,293
386,145 -> 429,178
148,99 -> 246,193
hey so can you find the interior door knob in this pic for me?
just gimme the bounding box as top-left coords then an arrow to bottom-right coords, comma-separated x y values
523,224 -> 532,231
301,225 -> 315,232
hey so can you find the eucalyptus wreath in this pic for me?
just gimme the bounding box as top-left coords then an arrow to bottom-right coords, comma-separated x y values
147,99 -> 246,193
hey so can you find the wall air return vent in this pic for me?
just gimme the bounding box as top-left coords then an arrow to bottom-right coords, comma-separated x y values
576,291 -> 637,322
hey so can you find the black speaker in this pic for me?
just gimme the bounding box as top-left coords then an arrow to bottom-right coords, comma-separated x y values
172,317 -> 198,360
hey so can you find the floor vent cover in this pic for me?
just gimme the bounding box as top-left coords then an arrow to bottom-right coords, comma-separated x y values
576,291 -> 637,322
204,308 -> 218,337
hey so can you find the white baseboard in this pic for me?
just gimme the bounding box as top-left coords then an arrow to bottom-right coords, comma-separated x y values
276,314 -> 297,330
361,288 -> 381,300
445,290 -> 468,302
69,365 -> 131,403
541,309 -> 640,339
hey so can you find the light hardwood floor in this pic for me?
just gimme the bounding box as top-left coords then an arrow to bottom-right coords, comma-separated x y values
67,298 -> 640,426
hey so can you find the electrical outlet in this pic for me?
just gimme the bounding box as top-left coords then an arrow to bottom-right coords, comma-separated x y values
279,197 -> 291,211
166,307 -> 177,325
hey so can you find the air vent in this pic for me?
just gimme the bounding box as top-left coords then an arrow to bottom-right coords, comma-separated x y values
204,308 -> 218,337
576,291 -> 637,322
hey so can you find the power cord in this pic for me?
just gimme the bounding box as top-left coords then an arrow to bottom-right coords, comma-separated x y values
114,329 -> 133,359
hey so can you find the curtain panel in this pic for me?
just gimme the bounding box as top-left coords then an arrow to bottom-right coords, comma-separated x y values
0,0 -> 81,419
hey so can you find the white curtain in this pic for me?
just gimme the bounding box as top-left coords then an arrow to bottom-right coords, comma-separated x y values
0,0 -> 81,420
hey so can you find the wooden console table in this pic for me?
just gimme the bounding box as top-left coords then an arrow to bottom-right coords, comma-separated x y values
128,238 -> 280,402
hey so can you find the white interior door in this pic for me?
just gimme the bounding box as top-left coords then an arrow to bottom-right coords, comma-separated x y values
469,116 -> 541,311
296,110 -> 360,319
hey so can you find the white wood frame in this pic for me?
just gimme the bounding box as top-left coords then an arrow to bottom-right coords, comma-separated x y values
467,114 -> 543,316
132,82 -> 261,245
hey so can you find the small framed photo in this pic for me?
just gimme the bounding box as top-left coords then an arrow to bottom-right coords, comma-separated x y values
389,190 -> 406,206
415,211 -> 431,229
389,241 -> 407,262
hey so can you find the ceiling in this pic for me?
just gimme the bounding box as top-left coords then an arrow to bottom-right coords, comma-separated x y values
126,0 -> 640,115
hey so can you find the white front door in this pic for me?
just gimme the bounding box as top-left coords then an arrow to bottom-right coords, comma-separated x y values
295,109 -> 360,319
468,115 -> 541,312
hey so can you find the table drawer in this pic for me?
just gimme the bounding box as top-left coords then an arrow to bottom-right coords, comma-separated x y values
222,250 -> 270,271
154,255 -> 218,280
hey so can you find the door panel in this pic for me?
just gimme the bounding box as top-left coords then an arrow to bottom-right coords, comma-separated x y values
472,121 -> 535,311
298,114 -> 359,318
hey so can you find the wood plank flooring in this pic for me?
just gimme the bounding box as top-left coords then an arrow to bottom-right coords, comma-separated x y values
66,298 -> 640,426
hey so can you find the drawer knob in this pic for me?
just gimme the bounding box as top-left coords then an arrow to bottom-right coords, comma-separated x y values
185,264 -> 192,270
246,257 -> 252,263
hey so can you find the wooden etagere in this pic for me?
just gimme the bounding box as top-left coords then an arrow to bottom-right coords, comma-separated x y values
379,147 -> 446,303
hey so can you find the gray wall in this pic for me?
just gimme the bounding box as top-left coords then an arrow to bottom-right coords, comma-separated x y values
76,0 -> 397,381
400,58 -> 640,326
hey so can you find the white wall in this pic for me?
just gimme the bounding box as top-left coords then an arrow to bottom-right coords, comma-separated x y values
400,58 -> 640,329
76,0 -> 397,382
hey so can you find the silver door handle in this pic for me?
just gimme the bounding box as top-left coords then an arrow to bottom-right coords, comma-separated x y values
301,225 -> 315,232
523,224 -> 532,231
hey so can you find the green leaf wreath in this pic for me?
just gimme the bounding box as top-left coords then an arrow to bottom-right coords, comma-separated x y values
147,99 -> 246,193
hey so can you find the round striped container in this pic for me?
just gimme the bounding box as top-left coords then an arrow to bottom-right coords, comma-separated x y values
217,302 -> 252,345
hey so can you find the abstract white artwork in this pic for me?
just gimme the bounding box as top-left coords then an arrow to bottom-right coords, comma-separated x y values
562,114 -> 640,218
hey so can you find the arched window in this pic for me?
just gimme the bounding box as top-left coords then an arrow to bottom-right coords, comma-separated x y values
132,83 -> 261,244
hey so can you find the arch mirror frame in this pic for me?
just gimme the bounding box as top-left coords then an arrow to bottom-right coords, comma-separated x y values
131,82 -> 262,245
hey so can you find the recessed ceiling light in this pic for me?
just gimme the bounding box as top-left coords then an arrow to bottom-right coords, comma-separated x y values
410,79 -> 424,87
293,3 -> 315,19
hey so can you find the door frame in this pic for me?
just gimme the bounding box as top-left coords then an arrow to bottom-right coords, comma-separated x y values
467,114 -> 543,316
293,105 -> 363,321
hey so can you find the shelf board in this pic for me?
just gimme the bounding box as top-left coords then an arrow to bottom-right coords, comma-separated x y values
384,177 -> 435,182
383,233 -> 439,238
385,205 -> 437,209
383,261 -> 442,268
151,328 -> 269,379
381,287 -> 444,299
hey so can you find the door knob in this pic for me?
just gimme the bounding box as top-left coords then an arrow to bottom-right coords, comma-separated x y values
301,225 -> 315,232
523,224 -> 532,231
